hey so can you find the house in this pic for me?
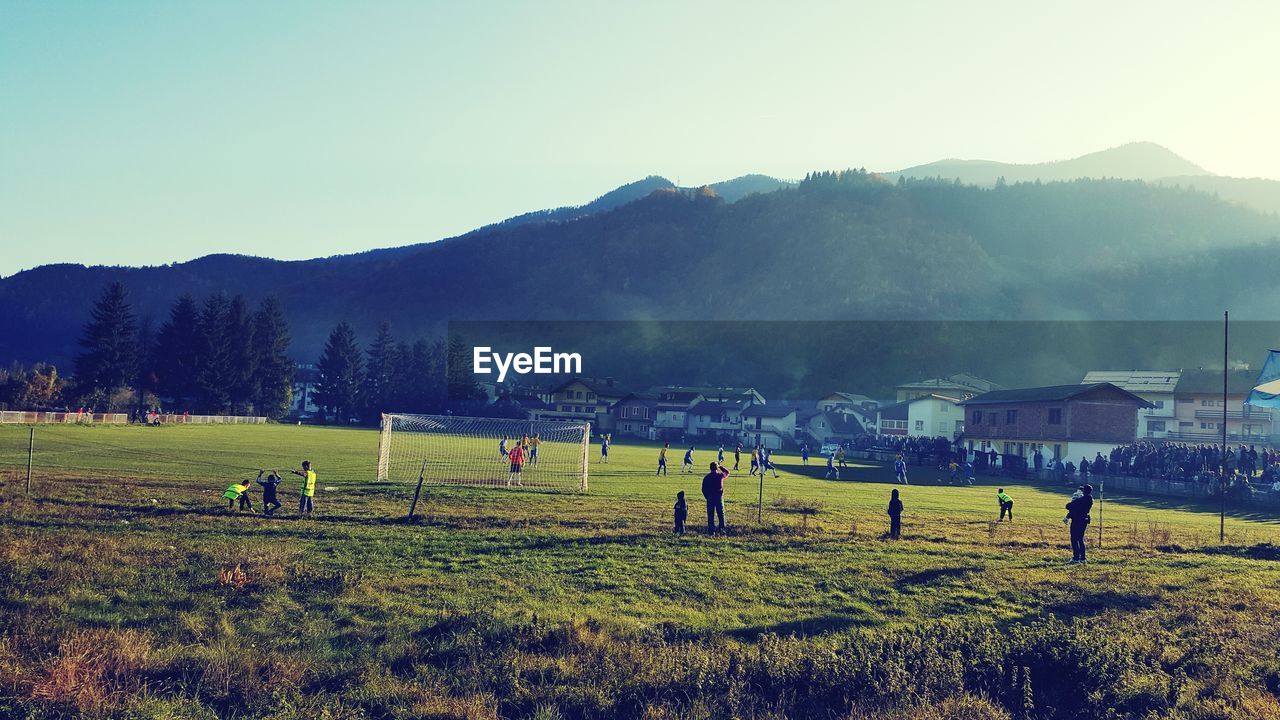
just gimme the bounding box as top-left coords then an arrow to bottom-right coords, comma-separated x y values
291,363 -> 321,417
959,383 -> 1153,463
896,373 -> 1003,403
740,404 -> 797,450
687,398 -> 749,442
611,393 -> 658,439
1170,369 -> 1273,443
651,385 -> 765,405
540,377 -> 631,431
652,389 -> 705,441
876,394 -> 964,438
488,392 -> 552,419
1081,371 -> 1180,439
817,392 -> 879,416
799,409 -> 865,446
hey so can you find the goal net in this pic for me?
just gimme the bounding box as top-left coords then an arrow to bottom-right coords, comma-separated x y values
376,413 -> 590,491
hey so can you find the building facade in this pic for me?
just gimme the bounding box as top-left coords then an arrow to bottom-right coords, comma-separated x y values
1081,370 -> 1179,440
1170,370 -> 1274,444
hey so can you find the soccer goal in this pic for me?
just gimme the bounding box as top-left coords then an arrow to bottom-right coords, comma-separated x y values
376,413 -> 590,491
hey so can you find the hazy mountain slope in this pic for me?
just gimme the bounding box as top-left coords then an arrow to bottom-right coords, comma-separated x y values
893,142 -> 1208,184
708,174 -> 796,202
1154,175 -> 1280,216
3,174 -> 1279,368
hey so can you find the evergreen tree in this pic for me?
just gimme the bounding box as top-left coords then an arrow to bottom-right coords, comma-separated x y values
314,321 -> 364,423
74,282 -> 139,406
362,322 -> 397,421
225,295 -> 257,412
251,297 -> 294,419
152,296 -> 202,411
195,294 -> 233,413
446,334 -> 485,406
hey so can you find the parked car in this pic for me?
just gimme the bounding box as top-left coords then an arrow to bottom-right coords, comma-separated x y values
819,442 -> 841,456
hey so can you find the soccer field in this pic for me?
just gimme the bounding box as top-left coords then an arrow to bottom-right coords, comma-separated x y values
2,423 -> 1280,718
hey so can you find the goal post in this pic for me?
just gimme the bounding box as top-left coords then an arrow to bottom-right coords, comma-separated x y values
376,413 -> 591,492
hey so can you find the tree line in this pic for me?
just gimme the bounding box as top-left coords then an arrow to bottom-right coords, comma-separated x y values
311,322 -> 484,424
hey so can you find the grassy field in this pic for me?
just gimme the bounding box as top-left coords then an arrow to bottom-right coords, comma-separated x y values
2,424 -> 1280,719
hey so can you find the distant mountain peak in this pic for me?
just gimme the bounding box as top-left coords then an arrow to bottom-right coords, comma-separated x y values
892,141 -> 1209,185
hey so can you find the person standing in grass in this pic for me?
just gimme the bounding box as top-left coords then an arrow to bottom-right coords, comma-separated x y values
683,446 -> 695,473
718,444 -> 725,464
600,433 -> 610,463
763,448 -> 779,478
996,489 -> 1014,522
257,469 -> 282,516
734,442 -> 742,470
529,434 -> 541,465
801,443 -> 809,465
290,460 -> 317,517
701,461 -> 730,535
825,451 -> 839,480
1065,484 -> 1094,564
887,488 -> 903,539
673,491 -> 688,536
506,442 -> 526,486
894,454 -> 909,484
749,446 -> 759,476
657,443 -> 669,476
223,476 -> 255,512
498,436 -> 508,460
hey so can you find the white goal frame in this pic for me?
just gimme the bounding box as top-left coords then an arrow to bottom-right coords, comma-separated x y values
376,413 -> 591,492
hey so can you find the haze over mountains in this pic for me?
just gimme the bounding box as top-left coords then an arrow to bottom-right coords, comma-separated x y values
3,142 -> 1280,368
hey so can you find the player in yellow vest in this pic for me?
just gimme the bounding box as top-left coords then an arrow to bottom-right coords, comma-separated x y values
222,477 -> 255,512
290,460 -> 317,517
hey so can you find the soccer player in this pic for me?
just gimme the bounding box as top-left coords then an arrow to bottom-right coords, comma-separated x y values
289,461 -> 317,518
749,447 -> 759,476
529,434 -> 541,464
734,443 -> 742,470
683,446 -> 695,473
763,448 -> 779,478
825,452 -> 839,480
836,447 -> 848,469
600,434 -> 609,463
894,454 -> 909,485
507,442 -> 526,486
657,443 -> 669,476
949,460 -> 960,484
996,489 -> 1014,522
801,444 -> 809,465
718,445 -> 725,464
498,436 -> 508,460
257,469 -> 282,516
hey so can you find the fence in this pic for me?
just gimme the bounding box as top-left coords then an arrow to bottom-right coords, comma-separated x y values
0,411 -> 129,424
0,411 -> 267,425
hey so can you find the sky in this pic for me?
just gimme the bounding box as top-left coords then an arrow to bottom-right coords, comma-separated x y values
1,0 -> 1278,276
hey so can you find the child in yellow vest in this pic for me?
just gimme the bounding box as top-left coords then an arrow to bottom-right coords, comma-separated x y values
223,477 -> 255,512
290,460 -> 317,517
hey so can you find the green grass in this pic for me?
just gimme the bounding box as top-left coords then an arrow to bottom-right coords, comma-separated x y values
2,424 -> 1280,719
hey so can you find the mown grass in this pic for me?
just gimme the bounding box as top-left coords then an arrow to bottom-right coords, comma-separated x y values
2,424 -> 1280,718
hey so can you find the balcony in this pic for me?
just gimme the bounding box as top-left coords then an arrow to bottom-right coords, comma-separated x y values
1192,408 -> 1273,421
1164,430 -> 1272,443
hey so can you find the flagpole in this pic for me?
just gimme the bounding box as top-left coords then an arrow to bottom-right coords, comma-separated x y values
1220,310 -> 1227,544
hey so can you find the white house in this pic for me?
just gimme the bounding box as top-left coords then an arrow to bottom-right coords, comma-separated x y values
878,394 -> 964,438
741,405 -> 797,449
686,398 -> 749,440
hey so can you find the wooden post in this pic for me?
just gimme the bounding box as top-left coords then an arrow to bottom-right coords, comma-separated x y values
1221,310 -> 1228,544
1097,476 -> 1103,549
757,464 -> 764,524
407,460 -> 426,520
26,426 -> 34,496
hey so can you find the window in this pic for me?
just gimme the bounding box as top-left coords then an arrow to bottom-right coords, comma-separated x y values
1148,421 -> 1166,433
973,411 -> 982,425
989,412 -> 998,425
587,393 -> 596,402
939,402 -> 948,413
1006,409 -> 1018,424
1152,400 -> 1165,409
915,420 -> 924,431
1048,408 -> 1062,424
574,391 -> 583,400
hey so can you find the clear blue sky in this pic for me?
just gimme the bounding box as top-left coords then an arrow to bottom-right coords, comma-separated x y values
2,0 -> 1277,275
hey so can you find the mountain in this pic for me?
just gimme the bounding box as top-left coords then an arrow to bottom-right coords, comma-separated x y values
1153,175 -> 1280,216
708,174 -> 796,202
892,142 -> 1209,185
5,170 -> 1280,370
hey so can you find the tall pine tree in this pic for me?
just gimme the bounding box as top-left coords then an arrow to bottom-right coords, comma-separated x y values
152,295 -> 202,410
225,295 -> 257,412
195,294 -> 232,413
251,297 -> 294,419
74,282 -> 139,407
315,321 -> 364,424
362,322 -> 397,421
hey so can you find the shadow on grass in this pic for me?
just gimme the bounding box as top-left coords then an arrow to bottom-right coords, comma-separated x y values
1037,589 -> 1159,619
728,613 -> 879,640
894,565 -> 981,589
1101,492 -> 1280,525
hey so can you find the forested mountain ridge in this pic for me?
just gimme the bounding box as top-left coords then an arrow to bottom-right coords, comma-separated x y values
3,171 -> 1280,367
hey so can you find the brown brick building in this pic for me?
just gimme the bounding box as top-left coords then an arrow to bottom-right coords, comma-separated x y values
959,383 -> 1153,463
